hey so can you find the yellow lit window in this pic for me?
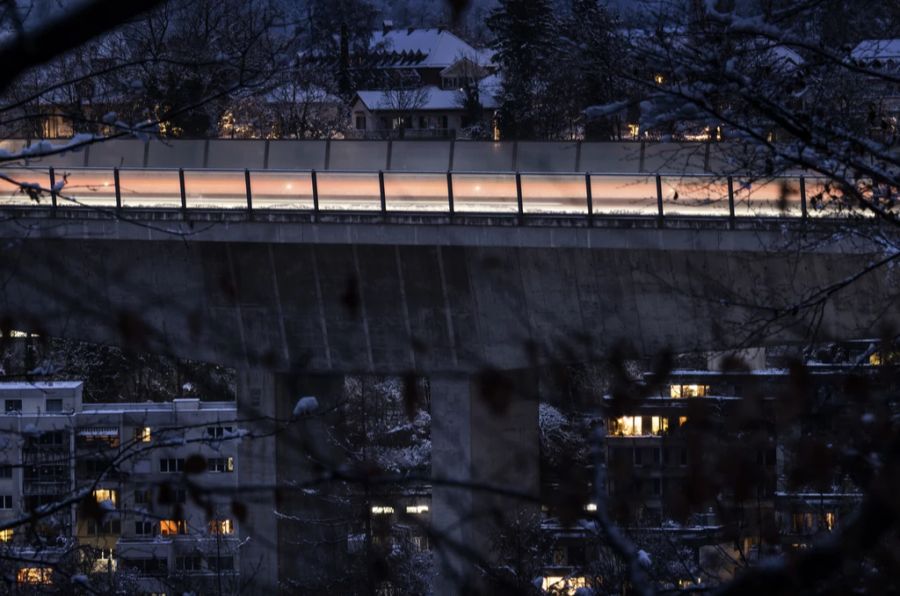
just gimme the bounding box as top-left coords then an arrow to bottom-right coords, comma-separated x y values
93,489 -> 117,507
405,505 -> 429,514
869,352 -> 881,366
209,519 -> 234,535
678,416 -> 688,427
542,576 -> 588,593
160,519 -> 187,535
136,427 -> 151,442
17,567 -> 52,585
654,73 -> 665,84
628,123 -> 640,139
670,384 -> 709,398
371,506 -> 394,515
824,512 -> 836,531
609,416 -> 642,436
651,416 -> 668,435
585,503 -> 597,512
0,528 -> 12,541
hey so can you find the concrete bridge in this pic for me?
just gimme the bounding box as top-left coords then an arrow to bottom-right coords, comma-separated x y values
0,139 -> 896,593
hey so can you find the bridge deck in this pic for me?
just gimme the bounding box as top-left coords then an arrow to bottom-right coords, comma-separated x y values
0,166 -> 849,220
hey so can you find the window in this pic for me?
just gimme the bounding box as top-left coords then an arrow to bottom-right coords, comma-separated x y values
633,448 -> 643,466
5,400 -> 21,413
160,519 -> 187,535
134,488 -> 152,505
86,519 -> 121,536
670,384 -> 709,398
0,495 -> 11,509
175,556 -> 202,572
823,512 -> 836,531
371,506 -> 394,515
355,113 -> 366,130
135,427 -> 151,443
93,488 -> 117,507
208,556 -> 234,572
45,399 -> 62,413
0,465 -> 11,479
209,519 -> 234,535
122,558 -> 166,576
17,568 -> 51,585
405,505 -> 429,514
609,416 -> 642,437
0,528 -> 12,541
651,417 -> 669,435
207,457 -> 234,473
207,426 -> 233,439
135,521 -> 155,536
159,458 -> 184,473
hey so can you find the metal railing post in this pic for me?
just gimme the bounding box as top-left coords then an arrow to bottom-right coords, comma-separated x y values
114,168 -> 121,211
178,168 -> 187,214
585,172 -> 594,226
655,174 -> 664,227
311,169 -> 319,218
244,169 -> 253,214
447,171 -> 454,217
378,170 -> 387,213
515,171 -> 524,221
48,167 -> 57,212
799,176 -> 808,219
727,175 -> 735,229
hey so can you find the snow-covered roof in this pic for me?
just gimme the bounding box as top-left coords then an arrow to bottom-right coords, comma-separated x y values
0,381 -> 83,391
852,39 -> 900,62
372,28 -> 491,68
354,85 -> 498,112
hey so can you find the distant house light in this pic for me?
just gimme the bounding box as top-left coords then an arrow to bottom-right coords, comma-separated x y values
405,504 -> 429,514
585,503 -> 598,512
371,506 -> 394,515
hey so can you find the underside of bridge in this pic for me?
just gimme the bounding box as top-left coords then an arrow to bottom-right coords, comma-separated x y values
0,216 -> 897,592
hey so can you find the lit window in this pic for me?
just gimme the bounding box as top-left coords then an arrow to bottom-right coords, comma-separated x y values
136,427 -> 151,443
17,568 -> 52,585
628,123 -> 640,139
608,416 -> 642,436
0,528 -> 12,541
542,576 -> 588,593
371,506 -> 394,515
678,416 -> 688,427
823,512 -> 836,531
651,416 -> 668,435
209,519 -> 234,535
160,519 -> 187,535
654,73 -> 665,84
93,489 -> 117,507
405,505 -> 429,514
585,503 -> 598,512
670,384 -> 709,398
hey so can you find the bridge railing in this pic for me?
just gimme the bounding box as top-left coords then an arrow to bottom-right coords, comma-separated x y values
0,166 -> 860,221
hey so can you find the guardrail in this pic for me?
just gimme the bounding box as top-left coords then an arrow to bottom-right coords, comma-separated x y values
0,166 -> 850,223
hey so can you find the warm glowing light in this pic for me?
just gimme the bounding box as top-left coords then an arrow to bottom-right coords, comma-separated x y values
285,183 -> 293,190
542,576 -> 588,594
628,123 -> 640,139
103,181 -> 110,187
869,352 -> 882,366
824,512 -> 836,531
371,506 -> 394,515
160,519 -> 187,535
405,505 -> 429,514
654,74 -> 665,84
138,427 -> 151,442
651,416 -> 669,434
473,185 -> 482,192
679,416 -> 688,427
17,568 -> 51,585
670,384 -> 709,398
93,489 -> 117,507
585,503 -> 597,512
0,529 -> 12,541
209,519 -> 234,535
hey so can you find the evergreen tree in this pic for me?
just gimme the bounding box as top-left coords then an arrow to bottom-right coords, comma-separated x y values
487,0 -> 559,139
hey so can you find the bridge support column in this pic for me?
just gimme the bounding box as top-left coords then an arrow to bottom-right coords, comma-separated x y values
431,370 -> 540,594
237,369 -> 280,593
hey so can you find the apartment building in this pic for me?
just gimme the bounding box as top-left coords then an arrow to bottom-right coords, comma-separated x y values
0,381 -> 242,594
